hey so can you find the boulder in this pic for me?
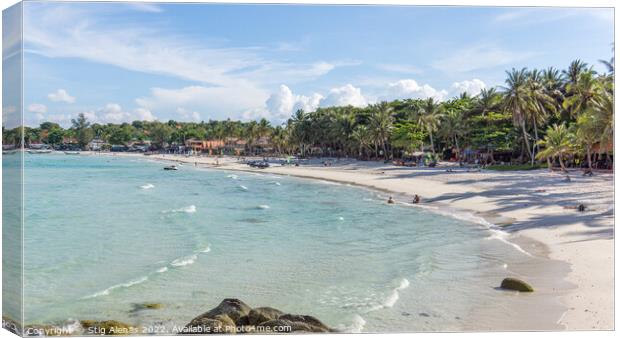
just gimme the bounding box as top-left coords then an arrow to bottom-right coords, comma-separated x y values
500,277 -> 534,292
247,307 -> 284,326
183,314 -> 236,334
198,298 -> 251,324
257,319 -> 311,333
278,314 -> 330,332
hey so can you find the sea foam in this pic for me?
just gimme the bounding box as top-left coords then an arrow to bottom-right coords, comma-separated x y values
171,254 -> 198,267
140,183 -> 155,190
82,276 -> 149,299
164,205 -> 197,214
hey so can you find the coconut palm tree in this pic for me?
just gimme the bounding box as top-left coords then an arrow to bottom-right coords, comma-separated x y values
475,88 -> 502,117
562,71 -> 602,117
502,68 -> 535,164
574,113 -> 599,173
352,124 -> 372,159
526,69 -> 556,153
536,123 -> 573,172
369,102 -> 394,159
440,108 -> 468,160
562,59 -> 589,86
416,98 -> 443,155
589,90 -> 614,156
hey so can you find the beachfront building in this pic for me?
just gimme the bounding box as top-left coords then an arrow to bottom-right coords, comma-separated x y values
185,138 -> 225,155
88,138 -> 106,151
224,138 -> 247,156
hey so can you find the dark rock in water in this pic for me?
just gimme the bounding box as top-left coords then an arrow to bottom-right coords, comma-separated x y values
258,318 -> 331,333
500,277 -> 534,292
183,299 -> 333,334
80,320 -> 133,335
183,315 -> 236,334
248,307 -> 284,326
277,314 -> 330,332
202,298 -> 251,323
130,303 -> 164,313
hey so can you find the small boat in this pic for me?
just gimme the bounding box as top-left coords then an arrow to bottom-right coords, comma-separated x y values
27,149 -> 53,154
64,151 -> 81,155
163,165 -> 178,171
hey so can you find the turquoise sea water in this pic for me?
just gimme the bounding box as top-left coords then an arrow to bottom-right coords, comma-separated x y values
16,153 -> 534,332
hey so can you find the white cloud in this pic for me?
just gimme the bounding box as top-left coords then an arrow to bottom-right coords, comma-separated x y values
23,4 -> 342,100
28,103 -> 48,114
321,84 -> 368,108
265,85 -> 323,119
451,79 -> 486,97
383,79 -> 447,102
431,44 -> 537,73
135,85 -> 268,121
134,108 -> 156,122
47,89 -> 75,103
176,108 -> 202,122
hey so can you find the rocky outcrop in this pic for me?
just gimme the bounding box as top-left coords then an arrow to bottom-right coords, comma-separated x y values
182,298 -> 333,334
500,277 -> 534,292
247,307 -> 284,326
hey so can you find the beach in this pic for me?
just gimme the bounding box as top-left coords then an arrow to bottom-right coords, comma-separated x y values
101,152 -> 613,330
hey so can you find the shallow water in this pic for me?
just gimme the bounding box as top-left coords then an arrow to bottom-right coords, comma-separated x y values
18,153 -> 548,332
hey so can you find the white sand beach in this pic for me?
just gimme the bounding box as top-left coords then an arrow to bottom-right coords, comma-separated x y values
98,152 -> 614,330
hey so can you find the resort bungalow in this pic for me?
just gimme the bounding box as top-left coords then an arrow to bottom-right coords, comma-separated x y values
224,138 -> 247,156
185,138 -> 225,155
253,136 -> 274,154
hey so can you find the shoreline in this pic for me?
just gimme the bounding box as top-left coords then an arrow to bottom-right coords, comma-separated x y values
72,152 -> 615,330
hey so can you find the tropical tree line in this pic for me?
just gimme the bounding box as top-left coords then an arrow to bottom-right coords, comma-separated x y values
3,57 -> 614,171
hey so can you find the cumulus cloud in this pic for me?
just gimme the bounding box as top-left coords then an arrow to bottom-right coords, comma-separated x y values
176,108 -> 202,122
451,79 -> 486,96
47,89 -> 75,103
134,108 -> 156,122
265,85 -> 323,118
383,79 -> 447,102
28,103 -> 47,114
135,85 -> 268,121
321,84 -> 368,108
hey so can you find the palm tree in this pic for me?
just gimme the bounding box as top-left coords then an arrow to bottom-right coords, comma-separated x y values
369,102 -> 394,159
562,71 -> 602,117
536,124 -> 573,172
475,88 -> 502,117
288,109 -> 309,157
352,125 -> 372,159
503,68 -> 535,164
589,90 -> 614,156
562,59 -> 589,86
441,108 -> 467,161
526,69 -> 556,153
574,113 -> 599,173
416,98 -> 442,155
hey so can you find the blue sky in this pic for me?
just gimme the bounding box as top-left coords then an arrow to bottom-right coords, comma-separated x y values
9,2 -> 615,126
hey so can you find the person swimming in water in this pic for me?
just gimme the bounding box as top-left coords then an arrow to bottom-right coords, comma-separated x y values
387,196 -> 395,204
